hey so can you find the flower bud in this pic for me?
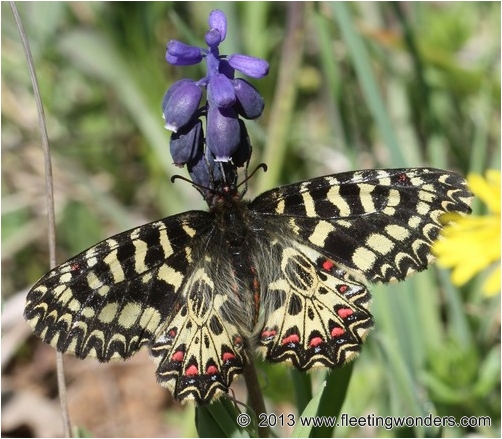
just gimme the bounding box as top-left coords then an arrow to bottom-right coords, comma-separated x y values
169,119 -> 203,166
166,40 -> 203,65
206,105 -> 240,162
163,80 -> 202,132
208,73 -> 236,108
227,54 -> 269,78
232,78 -> 264,119
162,79 -> 193,114
208,10 -> 227,42
205,29 -> 222,48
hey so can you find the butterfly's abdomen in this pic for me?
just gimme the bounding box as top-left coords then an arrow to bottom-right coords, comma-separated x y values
206,196 -> 261,339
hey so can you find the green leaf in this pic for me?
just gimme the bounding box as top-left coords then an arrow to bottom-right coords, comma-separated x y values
196,399 -> 251,438
310,363 -> 354,438
474,346 -> 501,398
291,368 -> 312,415
291,379 -> 327,438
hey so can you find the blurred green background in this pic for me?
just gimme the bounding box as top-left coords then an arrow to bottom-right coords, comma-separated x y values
2,2 -> 500,437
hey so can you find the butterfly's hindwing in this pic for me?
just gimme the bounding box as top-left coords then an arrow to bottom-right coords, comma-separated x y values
257,240 -> 373,368
250,168 -> 472,282
150,262 -> 250,403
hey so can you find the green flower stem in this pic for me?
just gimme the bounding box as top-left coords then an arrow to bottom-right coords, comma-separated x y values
243,358 -> 270,438
10,3 -> 73,437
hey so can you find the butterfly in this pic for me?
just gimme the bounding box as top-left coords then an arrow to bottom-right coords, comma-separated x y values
24,167 -> 472,404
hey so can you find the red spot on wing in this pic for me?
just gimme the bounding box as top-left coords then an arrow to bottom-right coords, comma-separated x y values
338,285 -> 349,294
233,336 -> 243,347
397,172 -> 411,185
171,351 -> 184,362
282,334 -> 300,345
206,365 -> 218,375
309,337 -> 323,347
261,329 -> 277,340
185,365 -> 198,376
222,352 -> 236,362
337,308 -> 353,319
322,259 -> 334,271
331,327 -> 345,337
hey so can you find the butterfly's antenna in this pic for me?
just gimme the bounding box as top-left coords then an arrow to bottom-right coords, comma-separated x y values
237,163 -> 268,192
171,173 -> 223,202
171,174 -> 193,185
171,173 -> 213,191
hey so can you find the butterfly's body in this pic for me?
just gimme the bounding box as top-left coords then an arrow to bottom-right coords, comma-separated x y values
25,168 -> 472,403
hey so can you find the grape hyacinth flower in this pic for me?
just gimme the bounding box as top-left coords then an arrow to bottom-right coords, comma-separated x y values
162,9 -> 269,188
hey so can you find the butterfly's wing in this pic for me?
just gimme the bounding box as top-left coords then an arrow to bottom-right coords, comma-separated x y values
24,211 -> 247,403
250,168 -> 472,368
149,251 -> 252,403
251,168 -> 472,282
256,239 -> 374,369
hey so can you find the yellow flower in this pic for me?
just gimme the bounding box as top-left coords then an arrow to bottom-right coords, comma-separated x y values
433,169 -> 500,296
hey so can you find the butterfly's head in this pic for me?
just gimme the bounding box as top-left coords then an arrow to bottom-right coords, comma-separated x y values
171,160 -> 267,208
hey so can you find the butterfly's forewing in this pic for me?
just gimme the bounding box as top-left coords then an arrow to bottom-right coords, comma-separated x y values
24,210 -> 248,403
24,212 -> 212,359
251,168 -> 472,283
251,168 -> 472,367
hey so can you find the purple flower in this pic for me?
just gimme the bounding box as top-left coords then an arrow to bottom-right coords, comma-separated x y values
162,79 -> 202,132
206,105 -> 241,162
208,9 -> 227,42
227,54 -> 269,78
163,8 -> 268,179
188,147 -> 223,192
232,78 -> 265,119
170,119 -> 203,166
166,40 -> 203,65
208,73 -> 236,108
232,120 -> 252,167
205,29 -> 222,48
